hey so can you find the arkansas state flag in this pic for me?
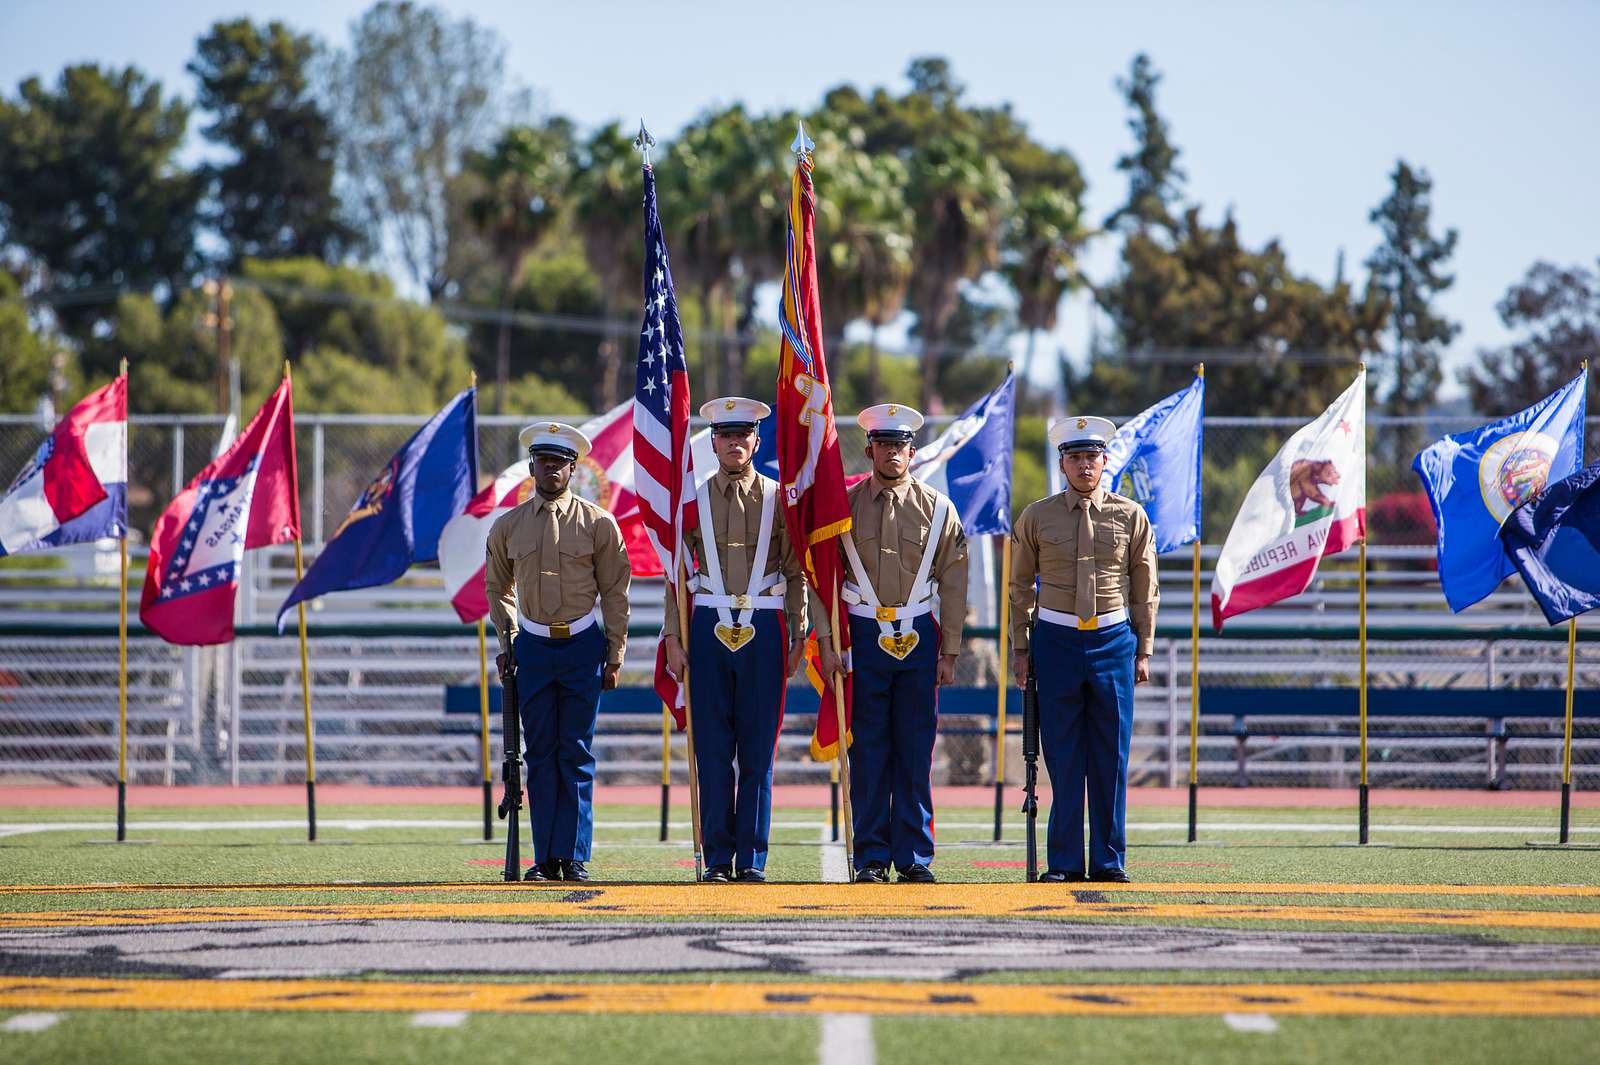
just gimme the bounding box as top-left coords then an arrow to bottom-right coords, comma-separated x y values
0,376 -> 125,556
438,399 -> 656,623
140,379 -> 300,645
774,145 -> 854,761
1211,369 -> 1366,630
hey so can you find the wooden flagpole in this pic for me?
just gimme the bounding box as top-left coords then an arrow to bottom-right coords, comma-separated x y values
1357,362 -> 1369,846
1559,356 -> 1589,844
116,358 -> 129,842
477,619 -> 492,841
1188,361 -> 1204,843
828,596 -> 856,870
993,534 -> 1011,841
1560,617 -> 1577,844
466,372 -> 491,842
285,361 -> 317,842
659,701 -> 672,842
675,559 -> 705,879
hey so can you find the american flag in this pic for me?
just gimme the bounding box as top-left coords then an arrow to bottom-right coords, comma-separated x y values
631,163 -> 694,719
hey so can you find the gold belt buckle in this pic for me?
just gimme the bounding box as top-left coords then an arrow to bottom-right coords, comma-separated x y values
875,606 -> 898,622
549,622 -> 572,638
732,594 -> 752,610
1077,615 -> 1099,631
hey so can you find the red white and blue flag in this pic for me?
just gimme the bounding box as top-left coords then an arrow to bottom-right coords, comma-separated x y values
139,379 -> 301,645
0,375 -> 126,556
631,162 -> 696,721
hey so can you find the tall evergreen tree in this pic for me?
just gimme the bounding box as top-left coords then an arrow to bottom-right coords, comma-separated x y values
0,64 -> 201,357
189,19 -> 358,265
1466,259 -> 1600,414
1365,160 -> 1459,422
1105,53 -> 1185,236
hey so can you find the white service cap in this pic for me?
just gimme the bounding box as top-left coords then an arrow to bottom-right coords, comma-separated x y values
1048,415 -> 1117,453
857,402 -> 925,441
518,421 -> 592,461
700,396 -> 772,431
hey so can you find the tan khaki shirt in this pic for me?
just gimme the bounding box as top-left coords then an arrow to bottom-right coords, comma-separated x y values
662,466 -> 806,640
814,474 -> 969,655
484,489 -> 631,666
1009,484 -> 1159,657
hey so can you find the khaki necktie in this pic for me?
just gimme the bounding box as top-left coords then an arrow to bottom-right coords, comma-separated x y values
728,482 -> 749,590
537,502 -> 561,617
1075,495 -> 1096,621
879,489 -> 900,604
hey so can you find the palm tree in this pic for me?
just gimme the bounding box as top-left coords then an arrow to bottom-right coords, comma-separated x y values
812,127 -> 914,404
465,122 -> 573,413
905,131 -> 1013,412
571,122 -> 645,408
1002,186 -> 1090,410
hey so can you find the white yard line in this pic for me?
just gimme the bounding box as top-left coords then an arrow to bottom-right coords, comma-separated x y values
819,822 -> 849,883
410,1011 -> 468,1028
818,1013 -> 874,1065
1223,1012 -> 1279,1033
939,820 -> 1599,835
1,1012 -> 61,1033
0,817 -> 1590,838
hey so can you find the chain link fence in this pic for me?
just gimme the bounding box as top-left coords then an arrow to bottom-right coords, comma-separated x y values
1,411 -> 1596,790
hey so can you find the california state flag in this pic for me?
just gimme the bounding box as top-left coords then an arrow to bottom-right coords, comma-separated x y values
1211,370 -> 1366,630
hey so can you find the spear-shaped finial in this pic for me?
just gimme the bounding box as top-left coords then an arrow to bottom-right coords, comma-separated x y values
790,118 -> 814,159
634,119 -> 656,166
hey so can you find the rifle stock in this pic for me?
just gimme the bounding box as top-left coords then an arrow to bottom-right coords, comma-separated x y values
497,633 -> 523,882
1020,621 -> 1040,882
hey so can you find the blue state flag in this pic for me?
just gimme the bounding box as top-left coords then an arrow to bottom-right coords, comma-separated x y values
278,388 -> 478,631
910,371 -> 1016,536
1104,375 -> 1204,553
1500,458 -> 1600,625
1414,371 -> 1587,612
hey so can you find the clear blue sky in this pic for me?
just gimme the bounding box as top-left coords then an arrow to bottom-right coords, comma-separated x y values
4,0 -> 1597,398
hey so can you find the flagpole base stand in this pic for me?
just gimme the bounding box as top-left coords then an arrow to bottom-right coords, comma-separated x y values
482,781 -> 494,842
1186,781 -> 1198,843
85,839 -> 155,846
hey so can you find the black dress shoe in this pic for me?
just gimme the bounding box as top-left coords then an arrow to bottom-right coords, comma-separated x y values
897,863 -> 936,883
1090,868 -> 1131,883
702,864 -> 734,883
1039,869 -> 1069,882
561,860 -> 590,882
525,860 -> 561,881
854,863 -> 889,884
734,868 -> 766,883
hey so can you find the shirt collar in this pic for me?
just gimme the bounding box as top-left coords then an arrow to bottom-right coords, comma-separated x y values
1066,482 -> 1106,511
534,489 -> 572,514
868,473 -> 912,500
713,464 -> 755,495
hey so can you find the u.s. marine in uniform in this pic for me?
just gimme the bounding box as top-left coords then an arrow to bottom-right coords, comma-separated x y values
486,422 -> 631,882
1009,415 -> 1158,883
662,397 -> 807,882
815,403 -> 967,884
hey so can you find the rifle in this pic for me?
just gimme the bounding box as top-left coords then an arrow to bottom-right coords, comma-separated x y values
1020,620 -> 1040,882
496,635 -> 523,882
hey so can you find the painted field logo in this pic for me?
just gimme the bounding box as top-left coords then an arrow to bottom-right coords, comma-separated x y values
1478,431 -> 1558,524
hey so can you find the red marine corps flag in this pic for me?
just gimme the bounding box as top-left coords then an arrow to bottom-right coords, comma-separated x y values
774,123 -> 854,763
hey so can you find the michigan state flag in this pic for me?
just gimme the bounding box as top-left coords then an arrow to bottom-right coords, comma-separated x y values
1104,374 -> 1203,553
1500,458 -> 1600,625
1414,371 -> 1587,613
1211,370 -> 1366,630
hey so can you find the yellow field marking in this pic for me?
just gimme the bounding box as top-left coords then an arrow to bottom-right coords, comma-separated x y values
0,975 -> 1595,1018
2,880 -> 1597,898
3,888 -> 1599,931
